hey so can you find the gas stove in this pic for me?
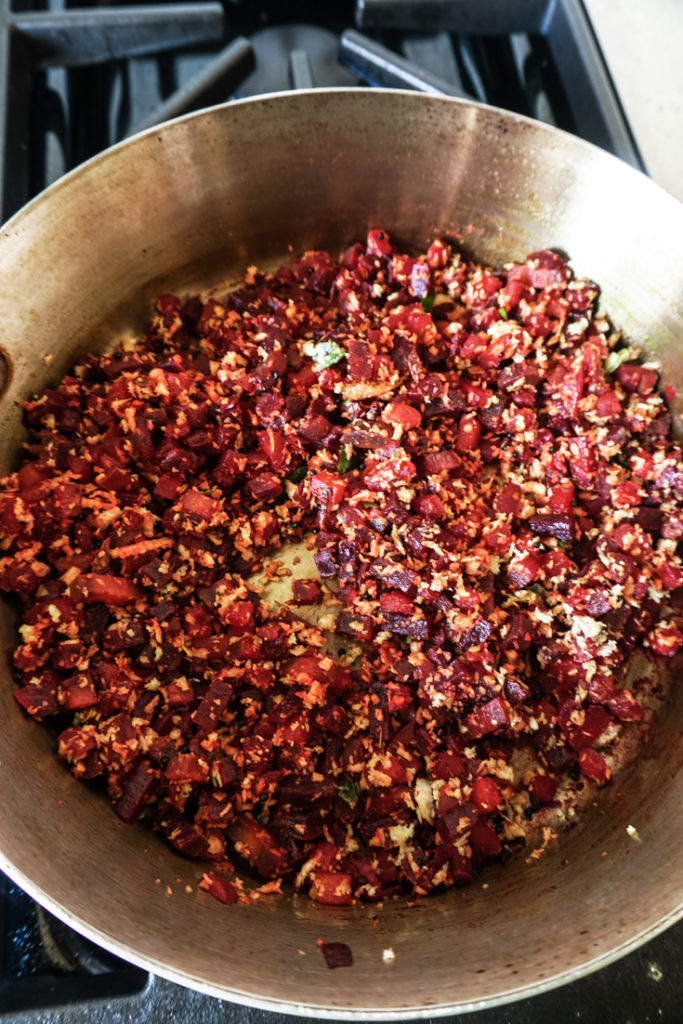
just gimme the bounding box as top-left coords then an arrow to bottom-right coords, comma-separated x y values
0,0 -> 651,221
0,1 -> 681,1021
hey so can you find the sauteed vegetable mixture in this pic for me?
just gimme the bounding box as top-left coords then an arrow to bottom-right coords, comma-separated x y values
2,230 -> 682,905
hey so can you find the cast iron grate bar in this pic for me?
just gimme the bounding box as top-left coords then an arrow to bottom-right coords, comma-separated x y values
354,0 -> 643,168
401,31 -> 468,92
0,875 -> 147,1016
125,36 -> 255,136
340,28 -> 471,97
0,0 -> 225,221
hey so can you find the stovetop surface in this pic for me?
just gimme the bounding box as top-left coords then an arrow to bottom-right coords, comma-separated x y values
1,862 -> 681,1023
0,1 -> 680,1021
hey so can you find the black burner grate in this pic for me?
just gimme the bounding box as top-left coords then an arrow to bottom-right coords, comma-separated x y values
353,0 -> 641,165
0,0 -> 230,218
1,0 -> 642,223
0,874 -> 147,1017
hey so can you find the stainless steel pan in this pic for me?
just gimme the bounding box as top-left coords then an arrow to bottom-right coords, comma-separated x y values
0,89 -> 681,1018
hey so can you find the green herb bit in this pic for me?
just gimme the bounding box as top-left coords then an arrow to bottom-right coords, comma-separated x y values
287,464 -> 308,484
605,349 -> 632,374
498,307 -> 508,320
337,777 -> 361,805
421,295 -> 435,313
303,338 -> 346,369
338,444 -> 358,474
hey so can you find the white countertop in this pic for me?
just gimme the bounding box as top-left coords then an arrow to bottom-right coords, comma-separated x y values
584,0 -> 683,203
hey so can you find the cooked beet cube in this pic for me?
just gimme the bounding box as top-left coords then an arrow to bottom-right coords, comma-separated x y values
528,513 -> 573,543
314,548 -> 338,578
248,472 -> 283,502
192,675 -> 233,732
199,871 -> 239,905
114,761 -> 158,823
291,578 -> 323,605
337,611 -> 376,642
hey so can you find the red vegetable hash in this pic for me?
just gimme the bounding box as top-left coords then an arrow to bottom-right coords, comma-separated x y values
1,229 -> 682,904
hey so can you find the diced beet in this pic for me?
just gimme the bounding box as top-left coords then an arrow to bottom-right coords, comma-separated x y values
578,748 -> 610,783
157,806 -> 210,860
192,675 -> 233,732
549,483 -> 575,514
430,751 -> 466,782
212,757 -> 242,789
178,488 -> 221,521
299,414 -> 333,444
14,683 -> 60,719
285,654 -> 327,686
367,228 -> 392,256
458,619 -> 492,651
656,560 -> 683,591
470,776 -> 502,814
166,753 -> 210,784
635,506 -> 663,533
383,402 -> 421,428
73,574 -> 143,605
314,548 -> 338,578
309,871 -> 353,905
616,363 -> 658,395
412,493 -> 445,520
526,250 -> 569,289
529,773 -> 558,804
228,816 -> 288,878
501,613 -> 534,652
114,761 -> 158,822
595,389 -> 622,419
382,612 -> 430,640
567,707 -> 612,751
337,611 -> 376,642
465,698 -> 509,739
319,941 -> 354,969
379,591 -> 414,616
248,472 -> 282,502
606,689 -> 644,722
347,339 -> 375,380
337,539 -> 357,581
528,513 -> 573,543
199,872 -> 239,905
469,820 -> 502,857
257,428 -> 288,472
224,600 -> 255,636
310,472 -> 347,507
494,483 -> 523,516
438,803 -> 474,844
292,251 -> 336,293
60,675 -> 98,710
363,454 -> 416,491
291,578 -> 323,604
456,412 -> 481,452
508,552 -> 541,588
342,426 -> 387,449
423,449 -> 459,475
368,560 -> 417,594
